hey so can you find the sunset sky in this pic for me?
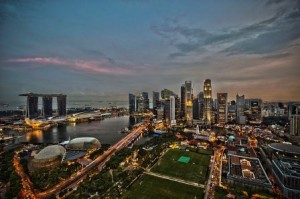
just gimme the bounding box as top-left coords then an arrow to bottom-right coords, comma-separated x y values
0,0 -> 299,106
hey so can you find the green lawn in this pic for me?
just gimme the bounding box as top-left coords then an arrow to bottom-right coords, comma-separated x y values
151,149 -> 211,184
122,174 -> 204,199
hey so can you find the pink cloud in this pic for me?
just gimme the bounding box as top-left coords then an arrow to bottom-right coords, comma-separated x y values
5,57 -> 132,75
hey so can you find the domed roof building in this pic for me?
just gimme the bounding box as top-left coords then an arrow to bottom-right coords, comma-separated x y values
228,135 -> 235,142
29,145 -> 66,171
68,137 -> 101,152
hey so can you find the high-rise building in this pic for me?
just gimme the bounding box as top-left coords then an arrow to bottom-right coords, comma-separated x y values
26,96 -> 39,119
42,96 -> 52,118
153,91 -> 160,109
136,93 -> 144,113
163,99 -> 170,121
129,93 -> 136,114
290,116 -> 300,136
228,100 -> 236,123
175,96 -> 181,120
203,79 -> 212,125
57,95 -> 67,116
193,97 -> 199,120
142,92 -> 149,110
184,81 -> 193,125
236,94 -> 246,124
180,84 -> 186,119
289,103 -> 300,136
198,92 -> 205,121
161,89 -> 176,100
170,96 -> 176,124
217,93 -> 228,124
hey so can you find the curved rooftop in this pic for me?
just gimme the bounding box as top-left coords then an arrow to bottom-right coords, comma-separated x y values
35,145 -> 66,160
69,137 -> 99,144
268,143 -> 300,155
68,137 -> 101,151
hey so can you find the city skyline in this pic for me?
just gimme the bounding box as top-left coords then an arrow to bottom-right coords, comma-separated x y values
1,0 -> 300,105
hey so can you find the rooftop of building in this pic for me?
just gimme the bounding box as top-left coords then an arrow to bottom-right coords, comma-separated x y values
268,143 -> 300,155
228,155 -> 271,186
19,92 -> 66,97
273,158 -> 300,178
34,145 -> 66,160
69,137 -> 100,144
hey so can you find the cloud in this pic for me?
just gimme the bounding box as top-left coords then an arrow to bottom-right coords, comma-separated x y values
3,57 -> 132,75
151,1 -> 300,57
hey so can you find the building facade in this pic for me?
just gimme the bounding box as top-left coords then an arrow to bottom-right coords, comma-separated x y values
136,93 -> 144,113
153,91 -> 160,109
26,96 -> 39,119
170,96 -> 176,125
142,92 -> 149,111
236,94 -> 246,124
129,93 -> 136,114
57,95 -> 67,116
217,93 -> 228,124
184,81 -> 193,125
42,96 -> 53,118
203,79 -> 212,125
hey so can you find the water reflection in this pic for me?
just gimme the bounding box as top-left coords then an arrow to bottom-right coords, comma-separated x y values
26,130 -> 44,143
23,116 -> 130,145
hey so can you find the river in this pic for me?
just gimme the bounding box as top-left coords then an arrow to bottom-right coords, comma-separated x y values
16,116 -> 131,145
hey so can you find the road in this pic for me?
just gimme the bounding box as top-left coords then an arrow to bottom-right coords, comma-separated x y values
204,146 -> 225,199
14,124 -> 146,199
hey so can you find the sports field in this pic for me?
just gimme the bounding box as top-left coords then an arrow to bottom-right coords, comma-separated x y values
151,149 -> 211,184
122,174 -> 204,199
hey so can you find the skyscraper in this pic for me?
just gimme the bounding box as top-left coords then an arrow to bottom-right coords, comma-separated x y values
289,103 -> 300,136
42,96 -> 53,118
217,93 -> 228,124
203,79 -> 212,125
180,84 -> 186,119
236,94 -> 246,124
161,88 -> 176,100
193,97 -> 199,120
142,92 -> 149,110
129,93 -> 136,114
198,92 -> 205,121
57,95 -> 67,116
170,96 -> 176,124
26,96 -> 39,119
184,81 -> 193,125
136,93 -> 144,113
153,91 -> 159,109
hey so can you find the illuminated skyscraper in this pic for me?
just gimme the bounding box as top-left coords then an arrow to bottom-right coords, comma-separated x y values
180,84 -> 186,118
136,93 -> 144,113
42,96 -> 52,118
203,79 -> 212,125
217,93 -> 228,124
184,81 -> 193,125
129,93 -> 136,114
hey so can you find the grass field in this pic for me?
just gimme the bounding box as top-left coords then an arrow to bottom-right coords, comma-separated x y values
151,149 -> 211,184
122,174 -> 204,199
